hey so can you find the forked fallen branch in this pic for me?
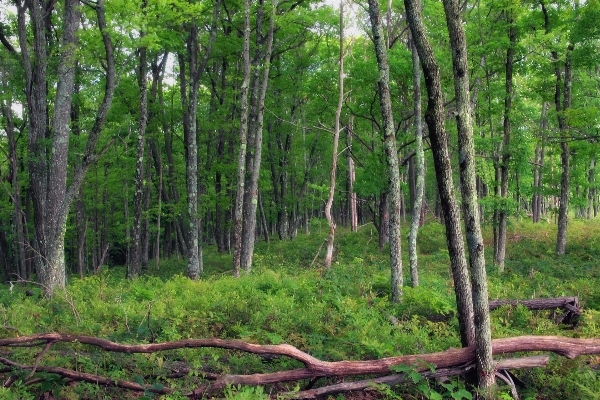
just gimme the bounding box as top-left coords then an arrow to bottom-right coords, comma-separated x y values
1,333 -> 599,398
489,296 -> 580,325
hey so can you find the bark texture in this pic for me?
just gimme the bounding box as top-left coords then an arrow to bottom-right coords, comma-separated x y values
408,11 -> 424,288
404,0 -> 474,346
368,0 -> 403,302
442,0 -> 494,389
324,1 -> 344,269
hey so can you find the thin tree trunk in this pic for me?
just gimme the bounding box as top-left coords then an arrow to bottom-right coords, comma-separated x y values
368,0 -> 403,302
495,15 -> 516,273
233,0 -> 252,277
181,2 -> 220,279
347,118 -> 358,232
404,0 -> 475,347
443,0 -> 494,389
0,94 -> 27,280
588,158 -> 596,219
408,11 -> 424,288
130,16 -> 148,278
324,0 -> 345,270
240,0 -> 275,273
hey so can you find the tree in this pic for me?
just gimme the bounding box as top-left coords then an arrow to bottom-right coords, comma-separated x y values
442,0 -> 494,389
368,0 -> 404,302
14,0 -> 117,295
404,0 -> 475,347
129,0 -> 149,279
407,0 -> 424,288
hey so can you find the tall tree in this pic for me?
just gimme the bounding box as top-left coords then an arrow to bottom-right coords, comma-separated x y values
179,0 -> 220,279
495,11 -> 517,271
233,0 -> 252,277
324,0 -> 345,269
404,0 -> 475,346
407,0 -> 424,288
443,0 -> 494,389
129,0 -> 149,279
368,0 -> 404,302
16,0 -> 80,294
238,0 -> 276,273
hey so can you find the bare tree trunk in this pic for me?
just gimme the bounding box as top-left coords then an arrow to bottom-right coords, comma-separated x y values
532,103 -> 548,224
368,0 -> 403,302
443,0 -> 494,389
408,9 -> 424,288
17,0 -> 115,295
240,0 -> 275,273
404,0 -> 475,347
181,2 -> 220,279
0,91 -> 27,280
347,119 -> 358,232
130,16 -> 148,279
588,158 -> 596,219
233,0 -> 252,277
324,0 -> 345,269
495,15 -> 516,273
555,48 -> 573,254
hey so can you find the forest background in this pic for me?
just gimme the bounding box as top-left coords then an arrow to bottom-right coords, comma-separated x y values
1,0 -> 600,398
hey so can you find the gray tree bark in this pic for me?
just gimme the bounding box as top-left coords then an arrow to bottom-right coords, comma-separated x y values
532,103 -> 548,224
239,0 -> 276,273
368,0 -> 403,302
442,0 -> 494,389
540,1 -> 572,255
181,1 -> 220,279
233,0 -> 252,277
408,8 -> 424,288
495,15 -> 516,272
130,9 -> 148,278
17,0 -> 81,294
324,0 -> 345,270
404,0 -> 475,347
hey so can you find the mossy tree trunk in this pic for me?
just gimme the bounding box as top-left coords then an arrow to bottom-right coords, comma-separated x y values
408,3 -> 424,288
404,0 -> 475,346
368,0 -> 403,302
442,0 -> 494,390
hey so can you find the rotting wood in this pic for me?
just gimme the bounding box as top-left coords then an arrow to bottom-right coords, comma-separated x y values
284,356 -> 550,399
0,334 -> 598,397
489,296 -> 580,324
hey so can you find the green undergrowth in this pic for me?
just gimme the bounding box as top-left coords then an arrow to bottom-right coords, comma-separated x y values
1,219 -> 600,399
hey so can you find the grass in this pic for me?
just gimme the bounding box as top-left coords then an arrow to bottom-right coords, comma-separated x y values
1,217 -> 600,399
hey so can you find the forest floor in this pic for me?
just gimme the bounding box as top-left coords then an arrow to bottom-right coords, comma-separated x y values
1,218 -> 600,399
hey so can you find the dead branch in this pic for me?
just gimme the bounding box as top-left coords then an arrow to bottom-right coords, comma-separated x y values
489,296 -> 580,324
284,356 -> 550,399
0,356 -> 173,395
1,333 -> 599,397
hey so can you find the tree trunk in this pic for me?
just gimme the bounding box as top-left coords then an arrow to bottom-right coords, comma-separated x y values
368,0 -> 403,302
181,2 -> 219,279
0,94 -> 27,280
348,122 -> 358,232
408,12 -> 424,288
443,0 -> 494,388
588,158 -> 596,219
495,15 -> 516,273
324,1 -> 345,269
532,103 -> 547,224
404,0 -> 475,347
240,1 -> 276,273
130,19 -> 148,279
233,0 -> 252,277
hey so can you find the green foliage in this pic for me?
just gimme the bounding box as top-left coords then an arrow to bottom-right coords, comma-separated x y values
2,220 -> 600,399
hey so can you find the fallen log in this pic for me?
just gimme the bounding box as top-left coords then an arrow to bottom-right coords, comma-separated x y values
284,356 -> 550,399
489,296 -> 580,325
1,333 -> 598,397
